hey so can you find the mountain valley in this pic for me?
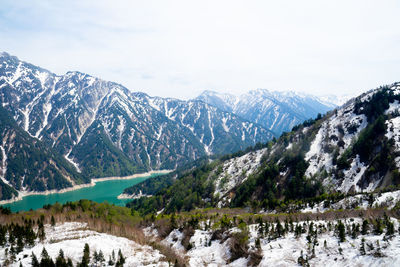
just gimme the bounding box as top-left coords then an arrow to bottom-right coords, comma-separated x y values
0,52 -> 334,201
1,53 -> 400,267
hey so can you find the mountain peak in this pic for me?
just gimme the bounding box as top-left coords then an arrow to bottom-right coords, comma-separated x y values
0,51 -> 10,57
198,90 -> 235,99
0,51 -> 20,63
199,89 -> 218,96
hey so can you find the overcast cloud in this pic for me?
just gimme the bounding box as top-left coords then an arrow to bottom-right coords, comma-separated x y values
0,0 -> 399,99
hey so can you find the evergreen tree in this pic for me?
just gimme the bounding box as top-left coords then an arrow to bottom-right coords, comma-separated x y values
98,250 -> 105,265
386,220 -> 395,237
40,247 -> 55,267
108,255 -> 115,266
264,222 -> 270,236
361,220 -> 369,235
115,249 -> 125,267
295,224 -> 302,238
16,236 -> 24,253
51,215 -> 56,227
38,222 -> 46,242
258,220 -> 264,237
373,219 -> 383,235
93,250 -> 99,265
110,249 -> 116,264
276,220 -> 284,237
351,223 -> 360,239
8,229 -> 16,245
337,221 -> 346,242
25,224 -> 37,247
360,238 -> 366,255
56,249 -> 67,266
79,243 -> 90,267
31,252 -> 40,267
41,247 -> 50,260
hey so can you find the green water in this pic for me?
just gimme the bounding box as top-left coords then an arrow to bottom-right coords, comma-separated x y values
1,173 -> 161,212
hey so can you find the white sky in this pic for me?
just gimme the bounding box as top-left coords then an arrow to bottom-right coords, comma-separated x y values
1,0 -> 399,99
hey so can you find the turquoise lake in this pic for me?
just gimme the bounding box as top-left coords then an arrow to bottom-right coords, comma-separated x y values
1,173 -> 161,212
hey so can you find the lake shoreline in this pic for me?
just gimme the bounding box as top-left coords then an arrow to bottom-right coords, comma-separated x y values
0,170 -> 172,205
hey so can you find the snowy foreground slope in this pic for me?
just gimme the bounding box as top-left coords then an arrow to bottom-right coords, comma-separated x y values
2,209 -> 400,267
253,220 -> 400,267
0,222 -> 168,267
145,216 -> 400,267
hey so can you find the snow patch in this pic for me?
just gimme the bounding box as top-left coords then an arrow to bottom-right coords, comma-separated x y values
187,229 -> 233,266
214,148 -> 267,206
65,150 -> 81,173
162,229 -> 185,253
338,155 -> 368,192
0,145 -> 10,186
222,117 -> 230,132
386,116 -> 400,167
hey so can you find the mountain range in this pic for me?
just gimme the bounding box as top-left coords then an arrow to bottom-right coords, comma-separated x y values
0,52 -> 335,200
196,89 -> 336,135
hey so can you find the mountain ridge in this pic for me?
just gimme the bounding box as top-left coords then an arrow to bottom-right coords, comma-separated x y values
196,88 -> 336,135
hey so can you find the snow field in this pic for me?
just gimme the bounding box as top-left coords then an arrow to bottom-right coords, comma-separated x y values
0,222 -> 168,267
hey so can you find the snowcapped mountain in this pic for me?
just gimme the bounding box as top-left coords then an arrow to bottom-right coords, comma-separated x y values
196,89 -> 335,135
318,93 -> 354,107
0,52 -> 274,188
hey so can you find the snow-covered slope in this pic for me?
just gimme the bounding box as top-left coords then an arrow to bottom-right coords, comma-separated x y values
145,215 -> 400,267
255,83 -> 400,195
214,148 -> 268,207
0,222 -> 168,266
137,94 -> 273,156
196,89 -> 334,135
